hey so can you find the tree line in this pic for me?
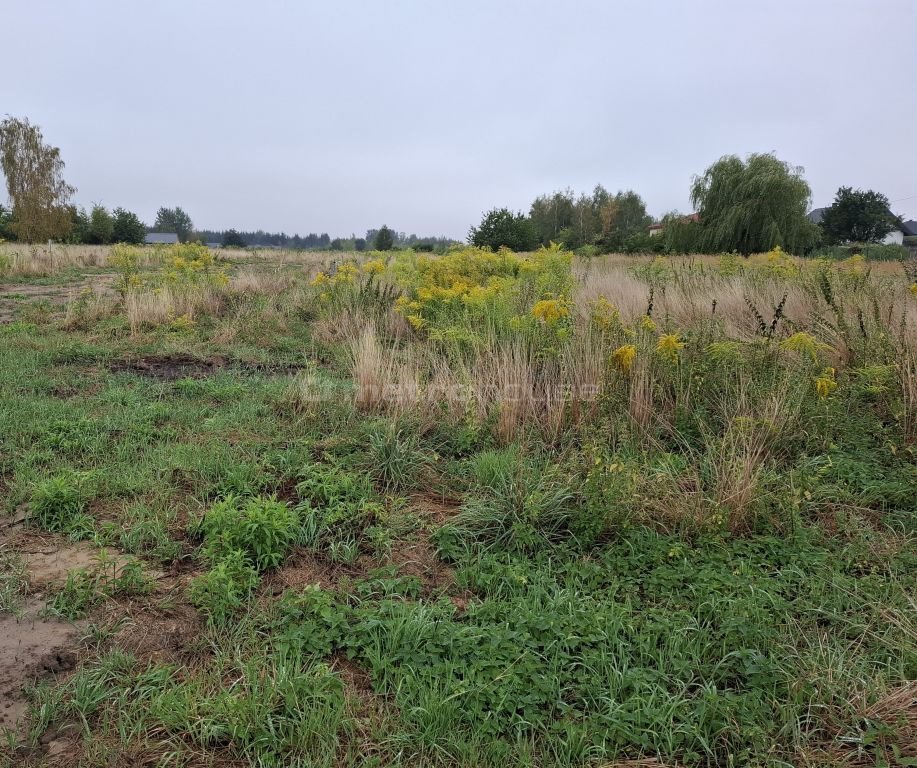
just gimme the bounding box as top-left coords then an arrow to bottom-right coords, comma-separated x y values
471,154 -> 908,255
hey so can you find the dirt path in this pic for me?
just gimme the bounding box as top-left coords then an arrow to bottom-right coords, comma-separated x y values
0,273 -> 117,323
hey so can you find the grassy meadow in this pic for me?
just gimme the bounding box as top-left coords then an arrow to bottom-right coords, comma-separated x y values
0,241 -> 915,767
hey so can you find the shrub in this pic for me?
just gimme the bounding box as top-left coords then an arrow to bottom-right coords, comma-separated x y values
295,463 -> 382,548
468,208 -> 538,252
189,549 -> 260,625
197,495 -> 299,572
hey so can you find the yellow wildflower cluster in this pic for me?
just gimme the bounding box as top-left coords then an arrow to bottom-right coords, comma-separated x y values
589,296 -> 620,330
717,253 -> 743,277
839,254 -> 867,275
814,367 -> 837,399
639,315 -> 657,332
656,333 -> 685,361
780,331 -> 828,362
168,313 -> 196,331
391,244 -> 573,337
611,344 -> 637,373
362,258 -> 386,275
754,245 -> 798,278
310,260 -> 376,297
909,283 -> 917,296
531,298 -> 569,325
162,243 -> 228,288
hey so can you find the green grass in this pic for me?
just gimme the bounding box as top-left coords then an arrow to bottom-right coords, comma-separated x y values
0,548 -> 29,614
1,255 -> 914,768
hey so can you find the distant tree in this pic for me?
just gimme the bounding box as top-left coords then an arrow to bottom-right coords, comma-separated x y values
330,238 -> 344,251
0,203 -> 13,240
0,116 -> 75,242
373,225 -> 395,251
65,206 -> 90,244
529,189 -> 577,245
469,208 -> 538,252
111,208 -> 146,244
85,204 -> 114,244
153,206 -> 193,242
222,228 -> 246,248
690,153 -> 818,255
354,237 -> 367,252
598,190 -> 653,250
820,187 -> 900,244
659,211 -> 703,254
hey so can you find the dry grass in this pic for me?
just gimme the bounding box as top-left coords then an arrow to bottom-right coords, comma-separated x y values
800,680 -> 917,766
0,242 -> 159,276
124,286 -> 223,335
62,286 -> 118,329
227,266 -> 294,295
0,243 -> 108,276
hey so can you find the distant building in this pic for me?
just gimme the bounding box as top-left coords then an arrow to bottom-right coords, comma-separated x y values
144,232 -> 179,245
808,208 -> 914,245
648,212 -> 699,236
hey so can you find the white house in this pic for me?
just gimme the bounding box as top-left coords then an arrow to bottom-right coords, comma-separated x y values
807,209 -> 915,245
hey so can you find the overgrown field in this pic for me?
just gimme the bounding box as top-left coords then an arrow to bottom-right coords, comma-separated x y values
1,243 -> 915,768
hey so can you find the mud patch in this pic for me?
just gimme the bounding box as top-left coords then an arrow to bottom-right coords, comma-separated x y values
21,543 -> 111,589
109,354 -> 306,381
110,354 -> 228,381
0,600 -> 83,732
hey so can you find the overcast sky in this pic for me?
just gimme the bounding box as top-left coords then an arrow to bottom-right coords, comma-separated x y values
5,0 -> 916,238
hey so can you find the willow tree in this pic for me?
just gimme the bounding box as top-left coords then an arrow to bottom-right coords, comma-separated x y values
690,153 -> 818,255
0,117 -> 75,242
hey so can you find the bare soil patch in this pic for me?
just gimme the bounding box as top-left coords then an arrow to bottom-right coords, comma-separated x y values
263,547 -> 374,595
21,543 -> 107,589
0,600 -> 83,732
109,354 -> 306,381
0,274 -> 117,324
110,353 -> 228,381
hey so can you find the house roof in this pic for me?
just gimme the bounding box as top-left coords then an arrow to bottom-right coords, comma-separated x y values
648,213 -> 699,230
807,207 -> 827,224
901,220 -> 917,237
145,232 -> 179,244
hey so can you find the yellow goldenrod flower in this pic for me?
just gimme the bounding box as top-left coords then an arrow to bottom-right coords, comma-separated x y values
639,315 -> 656,332
780,332 -> 826,362
310,271 -> 329,287
910,283 -> 917,296
362,258 -> 385,275
531,298 -> 569,324
656,333 -> 685,361
814,367 -> 837,399
611,344 -> 637,373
